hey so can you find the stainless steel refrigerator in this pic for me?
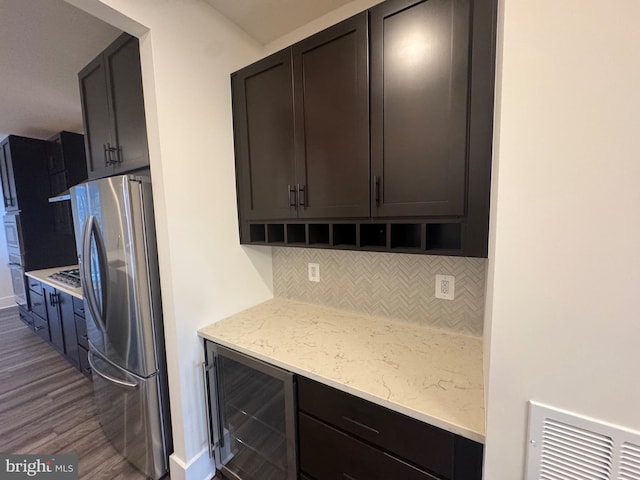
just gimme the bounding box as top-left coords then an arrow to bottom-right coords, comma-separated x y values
70,174 -> 172,479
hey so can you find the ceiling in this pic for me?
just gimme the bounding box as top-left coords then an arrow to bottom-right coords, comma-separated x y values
205,0 -> 356,44
0,0 -> 355,142
0,0 -> 121,141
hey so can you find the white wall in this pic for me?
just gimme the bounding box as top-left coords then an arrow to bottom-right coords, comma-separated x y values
62,1 -> 397,477
67,1 -> 274,478
484,0 -> 640,478
263,0 -> 384,54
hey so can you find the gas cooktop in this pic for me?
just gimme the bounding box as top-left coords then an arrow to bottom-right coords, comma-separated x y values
48,268 -> 81,288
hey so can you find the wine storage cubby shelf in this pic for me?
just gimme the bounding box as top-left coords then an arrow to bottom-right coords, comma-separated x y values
247,221 -> 464,256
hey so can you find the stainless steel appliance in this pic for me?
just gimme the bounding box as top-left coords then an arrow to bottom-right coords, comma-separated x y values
70,175 -> 171,479
203,341 -> 297,480
48,268 -> 81,288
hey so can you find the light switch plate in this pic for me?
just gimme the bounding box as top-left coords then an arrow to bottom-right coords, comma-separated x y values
435,274 -> 455,300
308,263 -> 320,282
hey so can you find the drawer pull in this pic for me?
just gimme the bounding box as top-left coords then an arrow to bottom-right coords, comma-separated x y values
342,416 -> 379,435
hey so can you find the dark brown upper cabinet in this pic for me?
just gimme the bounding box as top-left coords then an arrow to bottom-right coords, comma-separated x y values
231,0 -> 496,257
233,13 -> 369,227
47,131 -> 88,197
79,33 -> 149,180
232,49 -> 296,222
370,0 -> 470,218
293,13 -> 369,219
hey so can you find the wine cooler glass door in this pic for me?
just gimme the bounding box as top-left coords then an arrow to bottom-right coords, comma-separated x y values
208,343 -> 297,480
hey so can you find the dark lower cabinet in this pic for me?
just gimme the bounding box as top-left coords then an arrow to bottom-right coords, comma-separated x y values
18,306 -> 34,329
27,278 -> 90,378
43,285 -> 65,354
60,292 -> 79,368
202,345 -> 483,480
73,296 -> 91,379
299,413 -> 440,480
32,312 -> 50,343
297,377 -> 483,480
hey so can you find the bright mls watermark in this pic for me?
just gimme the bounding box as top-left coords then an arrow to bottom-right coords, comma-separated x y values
0,455 -> 77,480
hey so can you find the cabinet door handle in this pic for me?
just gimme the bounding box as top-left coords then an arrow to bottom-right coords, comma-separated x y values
104,143 -> 119,166
112,144 -> 123,164
288,185 -> 296,207
297,184 -> 306,207
374,176 -> 381,205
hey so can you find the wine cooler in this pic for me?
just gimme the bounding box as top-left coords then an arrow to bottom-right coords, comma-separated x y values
203,341 -> 297,480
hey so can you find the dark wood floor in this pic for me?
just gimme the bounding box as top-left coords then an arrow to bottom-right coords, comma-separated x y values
0,307 -> 148,479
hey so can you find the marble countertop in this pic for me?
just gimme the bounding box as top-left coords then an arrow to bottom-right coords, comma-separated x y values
25,266 -> 83,300
198,297 -> 485,443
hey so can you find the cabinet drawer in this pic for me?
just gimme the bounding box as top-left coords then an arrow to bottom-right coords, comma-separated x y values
298,377 -> 454,478
27,278 -> 42,296
75,314 -> 88,349
32,313 -> 50,343
19,307 -> 34,329
30,291 -> 46,320
299,412 -> 439,480
72,296 -> 85,317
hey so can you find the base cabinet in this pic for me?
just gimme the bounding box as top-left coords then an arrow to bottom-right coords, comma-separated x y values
203,344 -> 483,480
73,296 -> 91,378
299,413 -> 439,480
27,278 -> 90,378
297,376 -> 482,480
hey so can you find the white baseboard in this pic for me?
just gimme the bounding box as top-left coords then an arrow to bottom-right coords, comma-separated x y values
0,297 -> 16,310
169,449 -> 216,480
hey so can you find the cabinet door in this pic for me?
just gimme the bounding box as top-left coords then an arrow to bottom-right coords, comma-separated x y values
370,0 -> 471,217
79,54 -> 114,180
232,49 -> 296,221
104,34 -> 149,173
292,13 -> 370,219
43,285 -> 64,354
59,292 -> 79,368
47,136 -> 65,174
0,140 -> 18,211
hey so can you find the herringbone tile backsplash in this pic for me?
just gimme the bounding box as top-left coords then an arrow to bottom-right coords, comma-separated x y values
273,248 -> 487,336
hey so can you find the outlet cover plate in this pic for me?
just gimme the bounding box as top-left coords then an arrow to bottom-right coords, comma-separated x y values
435,274 -> 455,300
308,263 -> 320,282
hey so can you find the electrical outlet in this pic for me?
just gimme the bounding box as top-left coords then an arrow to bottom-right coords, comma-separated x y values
435,274 -> 455,300
308,263 -> 320,282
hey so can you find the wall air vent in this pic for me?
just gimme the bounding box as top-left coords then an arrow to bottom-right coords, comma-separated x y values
526,401 -> 640,480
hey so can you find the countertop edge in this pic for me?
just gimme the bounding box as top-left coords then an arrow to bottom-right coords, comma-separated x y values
199,329 -> 485,444
25,266 -> 84,300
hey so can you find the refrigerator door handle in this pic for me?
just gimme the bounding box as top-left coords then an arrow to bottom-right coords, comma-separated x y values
88,350 -> 139,390
82,215 -> 108,334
